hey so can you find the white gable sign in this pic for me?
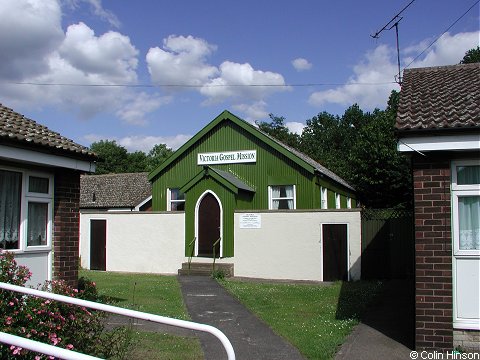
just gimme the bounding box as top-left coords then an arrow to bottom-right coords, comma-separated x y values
197,150 -> 256,165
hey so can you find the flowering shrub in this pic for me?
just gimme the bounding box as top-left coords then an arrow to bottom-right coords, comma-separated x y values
0,251 -> 130,359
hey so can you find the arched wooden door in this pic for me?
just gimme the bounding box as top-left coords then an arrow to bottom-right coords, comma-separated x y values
197,192 -> 221,258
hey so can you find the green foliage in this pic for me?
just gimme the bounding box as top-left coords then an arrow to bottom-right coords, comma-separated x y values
147,144 -> 174,172
89,140 -> 173,174
256,114 -> 301,149
260,90 -> 412,208
0,252 -> 129,359
211,269 -> 226,280
90,140 -> 129,174
460,46 -> 480,64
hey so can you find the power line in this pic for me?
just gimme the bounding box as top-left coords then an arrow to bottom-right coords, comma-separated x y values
401,0 -> 480,73
6,81 -> 397,88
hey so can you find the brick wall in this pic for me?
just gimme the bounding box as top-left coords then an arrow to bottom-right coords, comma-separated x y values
53,169 -> 81,287
412,154 -> 453,351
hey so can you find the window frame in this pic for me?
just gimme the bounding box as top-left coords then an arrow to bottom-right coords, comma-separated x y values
268,185 -> 296,210
335,193 -> 341,209
0,167 -> 53,252
451,160 -> 480,257
320,187 -> 328,209
167,188 -> 185,211
347,197 -> 352,209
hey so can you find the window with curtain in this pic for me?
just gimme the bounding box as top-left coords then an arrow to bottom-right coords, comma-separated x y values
269,185 -> 295,210
27,202 -> 48,246
452,161 -> 480,254
168,188 -> 185,211
0,170 -> 22,249
321,187 -> 327,209
458,196 -> 480,250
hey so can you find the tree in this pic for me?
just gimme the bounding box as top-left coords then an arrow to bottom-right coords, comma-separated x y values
256,114 -> 301,149
127,151 -> 148,173
146,144 -> 174,172
300,91 -> 411,208
90,140 -> 129,174
460,46 -> 480,64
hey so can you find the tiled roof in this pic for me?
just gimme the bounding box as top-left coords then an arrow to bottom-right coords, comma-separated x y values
80,172 -> 151,208
396,63 -> 480,132
0,103 -> 96,158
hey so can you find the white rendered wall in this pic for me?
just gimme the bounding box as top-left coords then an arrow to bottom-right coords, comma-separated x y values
234,210 -> 362,281
80,212 -> 185,274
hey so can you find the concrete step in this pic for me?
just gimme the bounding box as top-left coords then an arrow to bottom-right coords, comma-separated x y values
178,262 -> 234,277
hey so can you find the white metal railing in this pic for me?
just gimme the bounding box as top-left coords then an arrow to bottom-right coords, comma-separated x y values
0,282 -> 236,360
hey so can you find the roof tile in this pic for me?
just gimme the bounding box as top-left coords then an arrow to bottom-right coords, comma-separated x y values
80,172 -> 152,208
396,63 -> 480,132
0,103 -> 96,158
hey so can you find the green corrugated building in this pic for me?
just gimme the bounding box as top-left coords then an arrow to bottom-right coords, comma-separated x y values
148,110 -> 356,260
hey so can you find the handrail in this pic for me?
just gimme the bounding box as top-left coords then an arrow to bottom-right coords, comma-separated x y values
212,237 -> 221,272
0,332 -> 101,360
0,282 -> 236,360
187,237 -> 196,274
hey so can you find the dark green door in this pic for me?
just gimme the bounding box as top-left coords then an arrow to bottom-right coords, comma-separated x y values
197,193 -> 220,257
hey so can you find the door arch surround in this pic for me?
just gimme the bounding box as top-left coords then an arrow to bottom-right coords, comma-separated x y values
195,190 -> 223,257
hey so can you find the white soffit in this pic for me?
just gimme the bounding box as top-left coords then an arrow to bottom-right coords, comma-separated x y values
398,134 -> 480,152
0,145 -> 96,172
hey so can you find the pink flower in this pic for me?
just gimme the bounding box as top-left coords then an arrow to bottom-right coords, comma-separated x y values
12,346 -> 22,355
5,316 -> 12,325
66,344 -> 74,350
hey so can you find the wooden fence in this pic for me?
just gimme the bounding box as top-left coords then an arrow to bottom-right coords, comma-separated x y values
361,208 -> 414,279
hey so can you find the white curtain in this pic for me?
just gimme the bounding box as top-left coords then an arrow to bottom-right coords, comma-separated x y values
27,202 -> 48,246
271,186 -> 294,210
0,170 -> 21,249
459,196 -> 480,250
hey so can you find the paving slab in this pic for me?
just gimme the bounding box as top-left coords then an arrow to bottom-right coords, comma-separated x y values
178,275 -> 305,360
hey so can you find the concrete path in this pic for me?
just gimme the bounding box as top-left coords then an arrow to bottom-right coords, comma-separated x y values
335,279 -> 414,360
178,275 -> 305,360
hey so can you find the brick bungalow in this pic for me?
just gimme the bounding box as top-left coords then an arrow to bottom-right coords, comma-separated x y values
396,63 -> 480,351
0,103 -> 97,286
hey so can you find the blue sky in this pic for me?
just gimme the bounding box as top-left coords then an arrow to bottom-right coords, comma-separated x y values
0,0 -> 478,152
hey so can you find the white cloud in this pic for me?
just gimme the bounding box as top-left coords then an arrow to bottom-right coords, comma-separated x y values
404,32 -> 480,68
286,122 -> 305,135
59,22 -> 138,82
308,31 -> 479,110
146,35 -> 289,120
116,92 -> 172,126
0,0 -> 63,80
64,0 -> 120,28
146,35 -> 218,87
292,58 -> 312,71
232,101 -> 269,122
200,61 -> 288,104
0,1 -> 168,124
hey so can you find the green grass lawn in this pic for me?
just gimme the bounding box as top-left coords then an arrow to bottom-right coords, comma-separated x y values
79,270 -> 204,360
80,270 -> 382,360
221,279 -> 383,360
